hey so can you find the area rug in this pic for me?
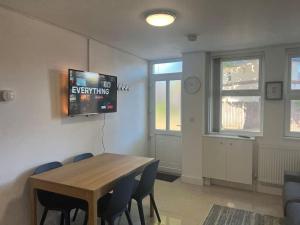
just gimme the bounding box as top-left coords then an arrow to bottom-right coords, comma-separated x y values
203,205 -> 284,225
156,172 -> 180,182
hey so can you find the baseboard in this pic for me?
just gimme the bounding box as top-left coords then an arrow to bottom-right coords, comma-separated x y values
208,178 -> 255,192
203,178 -> 282,196
256,182 -> 282,196
181,175 -> 203,185
199,176 -> 283,196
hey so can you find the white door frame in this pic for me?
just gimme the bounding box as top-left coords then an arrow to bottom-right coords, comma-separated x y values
149,59 -> 183,174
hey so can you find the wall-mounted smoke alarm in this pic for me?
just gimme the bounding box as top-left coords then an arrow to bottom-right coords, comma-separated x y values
1,90 -> 15,102
187,34 -> 198,42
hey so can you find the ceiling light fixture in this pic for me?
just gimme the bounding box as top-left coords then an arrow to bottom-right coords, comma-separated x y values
145,10 -> 176,27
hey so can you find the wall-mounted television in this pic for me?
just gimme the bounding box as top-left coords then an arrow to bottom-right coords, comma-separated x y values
68,69 -> 117,116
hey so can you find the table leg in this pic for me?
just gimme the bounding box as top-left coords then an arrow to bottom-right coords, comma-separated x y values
30,186 -> 37,225
88,194 -> 98,225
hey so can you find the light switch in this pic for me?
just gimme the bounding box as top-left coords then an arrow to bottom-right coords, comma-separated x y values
1,90 -> 15,102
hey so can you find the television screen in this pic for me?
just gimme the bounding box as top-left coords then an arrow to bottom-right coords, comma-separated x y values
68,69 -> 117,116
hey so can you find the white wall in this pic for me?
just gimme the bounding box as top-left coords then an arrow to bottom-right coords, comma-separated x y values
89,40 -> 148,156
181,52 -> 206,185
259,45 -> 299,147
0,6 -> 147,225
181,45 -> 300,191
255,45 -> 300,192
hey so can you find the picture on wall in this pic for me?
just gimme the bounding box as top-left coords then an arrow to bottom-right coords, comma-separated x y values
265,81 -> 283,100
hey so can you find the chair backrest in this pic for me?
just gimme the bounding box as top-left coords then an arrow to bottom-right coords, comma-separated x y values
73,153 -> 94,162
106,173 -> 136,217
134,160 -> 159,199
33,161 -> 63,175
33,161 -> 63,206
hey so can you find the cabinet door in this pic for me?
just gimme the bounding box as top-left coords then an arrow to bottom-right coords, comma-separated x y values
226,140 -> 253,184
203,138 -> 226,180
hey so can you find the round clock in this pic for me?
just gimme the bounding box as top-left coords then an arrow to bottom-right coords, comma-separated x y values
184,76 -> 201,94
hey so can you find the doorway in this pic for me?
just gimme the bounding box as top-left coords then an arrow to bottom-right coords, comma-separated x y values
149,60 -> 182,175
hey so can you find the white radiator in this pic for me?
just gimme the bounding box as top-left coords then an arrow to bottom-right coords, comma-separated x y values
258,144 -> 300,185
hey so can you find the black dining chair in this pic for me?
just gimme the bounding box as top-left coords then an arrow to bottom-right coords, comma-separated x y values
73,152 -> 94,163
128,160 -> 161,225
72,152 -> 94,221
82,173 -> 136,225
33,161 -> 88,225
98,173 -> 136,225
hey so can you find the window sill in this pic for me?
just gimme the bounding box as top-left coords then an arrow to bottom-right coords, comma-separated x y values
282,136 -> 300,141
203,133 -> 256,141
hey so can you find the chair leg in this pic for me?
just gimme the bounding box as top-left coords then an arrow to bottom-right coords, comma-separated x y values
60,211 -> 64,225
39,208 -> 48,225
125,209 -> 133,225
150,193 -> 161,222
128,199 -> 132,212
63,210 -> 71,225
83,212 -> 88,225
72,208 -> 79,221
108,218 -> 115,225
137,200 -> 146,225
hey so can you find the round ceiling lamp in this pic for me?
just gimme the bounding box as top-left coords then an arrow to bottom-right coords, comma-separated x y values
145,10 -> 176,27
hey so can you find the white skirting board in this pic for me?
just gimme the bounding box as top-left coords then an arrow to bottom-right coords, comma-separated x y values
256,182 -> 282,196
181,175 -> 203,186
203,177 -> 282,196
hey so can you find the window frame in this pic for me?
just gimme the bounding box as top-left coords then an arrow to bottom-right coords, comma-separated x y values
152,60 -> 183,75
208,54 -> 264,137
285,50 -> 300,137
150,59 -> 182,135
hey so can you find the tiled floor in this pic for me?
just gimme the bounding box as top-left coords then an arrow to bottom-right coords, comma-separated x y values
74,179 -> 283,225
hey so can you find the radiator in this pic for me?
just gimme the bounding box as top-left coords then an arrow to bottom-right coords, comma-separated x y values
258,144 -> 300,185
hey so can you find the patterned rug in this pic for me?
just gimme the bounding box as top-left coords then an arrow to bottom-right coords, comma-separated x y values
203,205 -> 284,225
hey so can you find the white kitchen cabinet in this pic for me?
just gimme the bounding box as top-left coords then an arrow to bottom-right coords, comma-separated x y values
203,136 -> 253,185
203,138 -> 226,180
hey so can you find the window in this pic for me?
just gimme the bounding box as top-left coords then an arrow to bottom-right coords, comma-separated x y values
290,100 -> 300,132
169,80 -> 181,131
291,57 -> 300,90
152,61 -> 182,132
153,61 -> 183,74
221,59 -> 260,90
221,96 -> 261,132
155,81 -> 167,130
209,57 -> 263,135
286,55 -> 300,136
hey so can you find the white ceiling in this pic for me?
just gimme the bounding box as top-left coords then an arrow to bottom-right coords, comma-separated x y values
1,0 -> 300,60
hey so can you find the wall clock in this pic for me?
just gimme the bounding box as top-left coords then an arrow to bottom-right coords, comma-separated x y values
184,76 -> 201,94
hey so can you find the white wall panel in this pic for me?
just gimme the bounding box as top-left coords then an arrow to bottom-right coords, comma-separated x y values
0,6 -> 147,225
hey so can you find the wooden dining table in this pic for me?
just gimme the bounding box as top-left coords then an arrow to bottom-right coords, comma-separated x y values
29,153 -> 155,225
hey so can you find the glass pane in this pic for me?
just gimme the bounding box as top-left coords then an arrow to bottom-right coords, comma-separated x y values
221,96 -> 261,132
291,57 -> 300,90
170,80 -> 181,131
290,100 -> 300,132
155,81 -> 166,130
153,61 -> 182,74
221,59 -> 260,90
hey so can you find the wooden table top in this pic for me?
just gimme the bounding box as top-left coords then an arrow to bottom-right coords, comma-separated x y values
30,153 -> 154,191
